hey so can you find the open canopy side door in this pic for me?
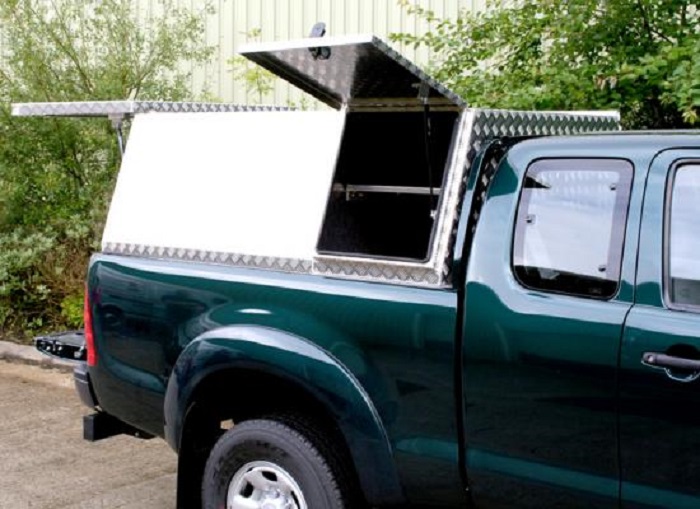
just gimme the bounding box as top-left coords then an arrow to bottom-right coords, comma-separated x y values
239,34 -> 466,110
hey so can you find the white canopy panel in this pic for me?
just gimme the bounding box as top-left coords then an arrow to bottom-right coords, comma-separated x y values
102,110 -> 345,261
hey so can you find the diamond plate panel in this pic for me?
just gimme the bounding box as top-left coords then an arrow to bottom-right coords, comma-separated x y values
241,35 -> 465,109
464,109 -> 620,175
313,258 -> 441,286
427,110 -> 476,285
102,243 -> 312,274
12,100 -> 287,118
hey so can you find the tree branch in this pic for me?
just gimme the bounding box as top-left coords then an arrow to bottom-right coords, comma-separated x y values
636,0 -> 654,42
635,0 -> 672,43
43,0 -> 94,94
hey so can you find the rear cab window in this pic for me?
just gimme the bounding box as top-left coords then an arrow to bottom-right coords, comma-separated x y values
513,158 -> 633,299
666,164 -> 700,310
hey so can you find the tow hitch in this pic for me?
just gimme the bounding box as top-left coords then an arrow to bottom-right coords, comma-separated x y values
35,330 -> 152,441
34,330 -> 86,362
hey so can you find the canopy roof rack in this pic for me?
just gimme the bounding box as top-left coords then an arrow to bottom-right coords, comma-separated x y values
11,100 -> 284,119
12,100 -> 284,155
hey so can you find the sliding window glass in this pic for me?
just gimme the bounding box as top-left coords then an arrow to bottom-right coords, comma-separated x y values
513,159 -> 633,299
667,164 -> 700,309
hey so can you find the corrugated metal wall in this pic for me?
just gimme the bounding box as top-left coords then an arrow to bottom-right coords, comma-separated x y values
1,0 -> 486,105
158,0 -> 486,105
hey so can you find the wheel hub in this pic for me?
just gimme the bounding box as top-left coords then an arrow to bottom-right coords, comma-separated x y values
227,460 -> 307,509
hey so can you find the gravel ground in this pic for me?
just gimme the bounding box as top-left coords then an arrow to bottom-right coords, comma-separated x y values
0,360 -> 177,509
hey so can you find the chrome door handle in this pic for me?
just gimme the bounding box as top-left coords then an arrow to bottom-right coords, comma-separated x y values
642,352 -> 700,383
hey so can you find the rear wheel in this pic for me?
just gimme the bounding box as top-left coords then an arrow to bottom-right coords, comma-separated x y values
202,419 -> 348,509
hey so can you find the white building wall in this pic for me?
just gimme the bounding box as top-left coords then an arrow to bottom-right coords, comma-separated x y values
1,0 -> 487,105
158,0 -> 486,104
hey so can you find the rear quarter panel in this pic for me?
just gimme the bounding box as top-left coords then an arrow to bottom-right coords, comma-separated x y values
87,255 -> 460,505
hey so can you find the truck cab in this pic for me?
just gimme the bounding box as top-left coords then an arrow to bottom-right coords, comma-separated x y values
462,133 -> 700,508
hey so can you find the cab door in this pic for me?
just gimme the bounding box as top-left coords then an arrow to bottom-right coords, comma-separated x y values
620,149 -> 700,508
462,146 -> 643,507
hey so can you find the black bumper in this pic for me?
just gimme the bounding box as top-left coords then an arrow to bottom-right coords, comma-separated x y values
82,412 -> 152,441
74,362 -> 153,442
73,361 -> 98,409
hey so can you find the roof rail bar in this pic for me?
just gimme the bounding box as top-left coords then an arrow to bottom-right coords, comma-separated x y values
12,100 -> 288,155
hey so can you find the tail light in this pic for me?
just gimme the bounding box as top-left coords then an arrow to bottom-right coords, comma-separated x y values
84,285 -> 97,366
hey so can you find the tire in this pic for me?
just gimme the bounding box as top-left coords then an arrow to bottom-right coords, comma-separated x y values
202,418 -> 349,509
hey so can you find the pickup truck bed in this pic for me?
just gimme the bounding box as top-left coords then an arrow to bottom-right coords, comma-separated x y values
88,253 -> 459,505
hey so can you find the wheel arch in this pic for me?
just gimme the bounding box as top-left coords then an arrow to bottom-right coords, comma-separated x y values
164,325 -> 405,506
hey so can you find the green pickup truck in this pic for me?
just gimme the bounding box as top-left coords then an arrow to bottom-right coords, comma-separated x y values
15,35 -> 700,509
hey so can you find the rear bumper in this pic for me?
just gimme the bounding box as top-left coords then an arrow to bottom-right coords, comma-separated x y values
73,362 -> 98,409
74,362 -> 154,441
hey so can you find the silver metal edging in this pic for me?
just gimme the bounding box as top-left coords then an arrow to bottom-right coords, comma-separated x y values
100,243 -> 446,287
11,100 -> 288,118
430,109 -> 476,282
101,243 -> 313,274
312,257 -> 444,287
331,184 -> 444,196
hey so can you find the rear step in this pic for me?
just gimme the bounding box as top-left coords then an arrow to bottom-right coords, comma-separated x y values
83,412 -> 154,442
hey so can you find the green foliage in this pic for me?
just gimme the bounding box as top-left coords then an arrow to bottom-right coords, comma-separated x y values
227,28 -> 317,109
0,230 -> 56,331
0,0 -> 214,340
392,0 -> 700,128
229,28 -> 277,103
60,293 -> 84,329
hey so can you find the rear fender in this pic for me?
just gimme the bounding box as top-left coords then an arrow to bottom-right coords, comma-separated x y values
164,325 -> 404,505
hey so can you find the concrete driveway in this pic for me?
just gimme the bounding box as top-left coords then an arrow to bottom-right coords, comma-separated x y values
0,360 -> 177,508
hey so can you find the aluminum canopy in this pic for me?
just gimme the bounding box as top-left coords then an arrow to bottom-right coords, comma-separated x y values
11,101 -> 283,119
239,34 -> 466,110
11,101 -> 287,155
103,111 -> 345,263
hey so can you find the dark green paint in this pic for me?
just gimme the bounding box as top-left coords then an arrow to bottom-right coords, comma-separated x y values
461,140 -> 638,507
88,257 -> 460,506
86,132 -> 700,507
163,326 -> 404,505
620,148 -> 700,508
460,134 -> 700,508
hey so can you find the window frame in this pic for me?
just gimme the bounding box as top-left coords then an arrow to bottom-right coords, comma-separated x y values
511,157 -> 634,300
664,160 -> 700,312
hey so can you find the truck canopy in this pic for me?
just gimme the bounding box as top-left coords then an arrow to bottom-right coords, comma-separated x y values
13,36 -> 620,287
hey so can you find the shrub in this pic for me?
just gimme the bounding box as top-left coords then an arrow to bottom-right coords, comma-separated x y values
0,0 -> 214,340
392,0 -> 700,129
